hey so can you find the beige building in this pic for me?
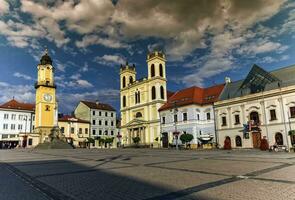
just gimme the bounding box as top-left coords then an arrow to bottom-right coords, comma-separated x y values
215,64 -> 295,149
58,115 -> 90,148
120,51 -> 168,146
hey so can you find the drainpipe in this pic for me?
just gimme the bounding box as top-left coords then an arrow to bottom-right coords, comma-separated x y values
213,104 -> 218,148
278,84 -> 290,150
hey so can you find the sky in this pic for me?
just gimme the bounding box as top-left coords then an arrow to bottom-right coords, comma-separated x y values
0,0 -> 294,114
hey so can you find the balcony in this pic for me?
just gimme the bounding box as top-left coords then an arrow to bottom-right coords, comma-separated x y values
35,81 -> 56,89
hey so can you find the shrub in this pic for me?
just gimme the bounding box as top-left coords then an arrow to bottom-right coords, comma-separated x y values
180,133 -> 194,148
132,136 -> 141,145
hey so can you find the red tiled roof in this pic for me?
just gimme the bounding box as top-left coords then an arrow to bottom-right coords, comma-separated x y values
81,101 -> 116,111
167,91 -> 175,99
0,99 -> 35,111
58,115 -> 89,123
159,84 -> 225,111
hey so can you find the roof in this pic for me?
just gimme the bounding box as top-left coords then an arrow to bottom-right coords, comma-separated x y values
167,91 -> 175,99
219,64 -> 295,101
58,115 -> 89,123
0,99 -> 35,112
81,101 -> 116,111
159,84 -> 225,111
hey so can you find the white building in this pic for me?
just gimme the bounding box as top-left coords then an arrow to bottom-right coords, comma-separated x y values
215,64 -> 295,149
0,99 -> 35,148
159,85 -> 224,148
74,100 -> 118,148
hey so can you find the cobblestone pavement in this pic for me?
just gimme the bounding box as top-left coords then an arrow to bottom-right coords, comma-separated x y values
0,149 -> 294,200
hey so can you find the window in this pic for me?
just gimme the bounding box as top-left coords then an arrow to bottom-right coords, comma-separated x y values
197,114 -> 200,120
85,128 -> 88,134
290,107 -> 295,118
270,109 -> 277,121
99,130 -> 102,135
162,117 -> 166,124
105,121 -> 108,126
18,124 -> 23,130
11,114 -> 16,120
92,120 -> 96,125
111,113 -> 114,117
11,124 -> 15,130
2,134 -> 8,139
105,130 -> 108,135
235,136 -> 242,147
111,131 -> 114,135
123,96 -> 126,107
92,111 -> 95,116
206,113 -> 211,120
174,114 -> 178,122
92,129 -> 96,135
159,64 -> 163,77
79,128 -> 82,134
99,111 -> 102,116
135,112 -> 142,118
222,116 -> 227,126
105,112 -> 108,117
19,115 -> 23,120
135,91 -> 141,104
60,127 -> 65,133
183,113 -> 187,121
111,121 -> 114,126
4,114 -> 8,119
71,127 -> 75,134
28,139 -> 33,146
3,124 -> 8,130
152,86 -> 156,100
151,64 -> 155,77
234,115 -> 240,124
129,76 -> 133,84
122,76 -> 126,88
160,86 -> 165,99
99,120 -> 102,125
45,105 -> 50,111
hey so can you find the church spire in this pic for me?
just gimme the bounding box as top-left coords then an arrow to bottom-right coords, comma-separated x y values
40,48 -> 52,65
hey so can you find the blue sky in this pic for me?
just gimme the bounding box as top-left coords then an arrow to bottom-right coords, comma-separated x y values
0,0 -> 294,114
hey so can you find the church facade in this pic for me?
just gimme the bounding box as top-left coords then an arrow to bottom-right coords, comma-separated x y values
120,51 -> 168,146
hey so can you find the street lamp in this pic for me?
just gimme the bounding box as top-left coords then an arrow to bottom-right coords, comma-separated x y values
171,102 -> 179,150
23,116 -> 28,148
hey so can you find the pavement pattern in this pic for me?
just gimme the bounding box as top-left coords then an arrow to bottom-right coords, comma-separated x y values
0,148 -> 294,200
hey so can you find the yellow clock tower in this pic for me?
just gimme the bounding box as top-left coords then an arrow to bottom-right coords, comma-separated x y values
34,49 -> 58,142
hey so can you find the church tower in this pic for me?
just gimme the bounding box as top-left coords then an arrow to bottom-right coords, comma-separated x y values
34,49 -> 58,142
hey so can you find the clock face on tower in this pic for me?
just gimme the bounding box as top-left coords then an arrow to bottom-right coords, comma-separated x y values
43,93 -> 53,102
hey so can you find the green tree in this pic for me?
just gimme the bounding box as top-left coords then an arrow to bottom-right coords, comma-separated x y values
132,136 -> 141,146
98,138 -> 105,149
87,137 -> 95,149
105,137 -> 114,148
180,133 -> 194,149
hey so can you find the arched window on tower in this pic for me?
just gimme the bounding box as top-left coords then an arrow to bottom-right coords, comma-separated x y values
160,86 -> 165,99
135,92 -> 138,104
123,96 -> 126,107
129,76 -> 133,84
152,86 -> 156,100
122,76 -> 126,88
137,91 -> 140,103
159,64 -> 163,77
151,64 -> 155,77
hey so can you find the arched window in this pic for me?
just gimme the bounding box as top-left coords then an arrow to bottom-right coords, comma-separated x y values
275,132 -> 283,145
235,136 -> 242,147
159,64 -> 163,77
160,86 -> 165,99
137,91 -> 140,103
151,64 -> 155,77
123,96 -> 126,107
250,111 -> 259,124
135,92 -> 138,104
152,86 -> 156,100
122,76 -> 126,88
135,112 -> 142,118
129,76 -> 133,84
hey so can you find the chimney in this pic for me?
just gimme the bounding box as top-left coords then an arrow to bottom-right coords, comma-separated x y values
225,77 -> 231,84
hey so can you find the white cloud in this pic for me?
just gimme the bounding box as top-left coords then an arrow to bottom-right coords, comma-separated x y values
94,54 -> 125,66
0,0 -> 9,15
76,80 -> 93,88
238,40 -> 288,55
75,35 -> 129,49
13,72 -> 33,80
0,82 -> 35,103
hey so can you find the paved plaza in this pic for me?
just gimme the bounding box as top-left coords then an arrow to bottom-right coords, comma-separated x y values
0,149 -> 294,200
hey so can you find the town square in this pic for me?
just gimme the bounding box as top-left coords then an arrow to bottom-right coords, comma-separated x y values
0,0 -> 295,199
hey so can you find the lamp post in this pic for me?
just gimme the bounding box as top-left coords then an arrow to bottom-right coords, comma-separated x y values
23,116 -> 28,148
172,102 -> 179,150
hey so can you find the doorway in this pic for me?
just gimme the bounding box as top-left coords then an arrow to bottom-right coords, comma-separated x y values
275,132 -> 283,145
162,132 -> 168,148
252,132 -> 261,148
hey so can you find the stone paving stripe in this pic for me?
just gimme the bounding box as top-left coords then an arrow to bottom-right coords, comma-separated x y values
4,163 -> 76,200
245,163 -> 293,176
251,177 -> 295,184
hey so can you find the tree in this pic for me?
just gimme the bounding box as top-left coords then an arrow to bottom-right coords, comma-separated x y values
132,136 -> 141,146
180,133 -> 194,149
105,137 -> 114,148
87,137 -> 95,149
98,138 -> 105,149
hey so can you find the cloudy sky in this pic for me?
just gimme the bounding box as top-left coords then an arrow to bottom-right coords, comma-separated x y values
0,0 -> 294,113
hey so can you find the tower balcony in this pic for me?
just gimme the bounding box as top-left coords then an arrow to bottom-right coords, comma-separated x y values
35,81 -> 56,89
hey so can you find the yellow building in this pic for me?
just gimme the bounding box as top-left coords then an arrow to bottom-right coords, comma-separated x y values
120,51 -> 168,146
58,115 -> 90,148
34,49 -> 58,143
